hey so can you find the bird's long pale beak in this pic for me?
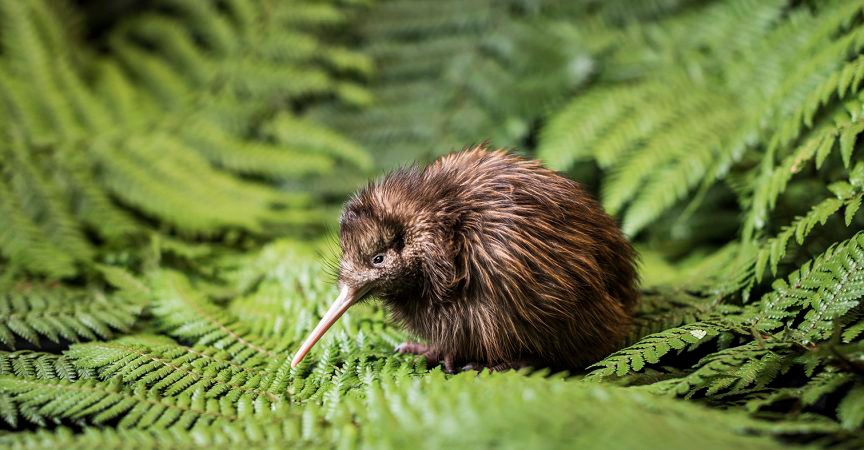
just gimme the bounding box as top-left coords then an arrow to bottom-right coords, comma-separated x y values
291,284 -> 367,368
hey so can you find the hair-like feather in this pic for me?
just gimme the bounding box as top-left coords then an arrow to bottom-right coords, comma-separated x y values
337,146 -> 639,370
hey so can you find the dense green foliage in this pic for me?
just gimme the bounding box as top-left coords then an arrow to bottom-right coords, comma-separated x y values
1,0 -> 864,448
0,0 -> 371,280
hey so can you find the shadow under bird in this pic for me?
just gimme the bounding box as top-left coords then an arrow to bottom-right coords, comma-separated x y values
291,147 -> 639,372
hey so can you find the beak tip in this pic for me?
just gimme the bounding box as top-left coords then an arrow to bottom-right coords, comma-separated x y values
290,284 -> 359,371
290,354 -> 302,368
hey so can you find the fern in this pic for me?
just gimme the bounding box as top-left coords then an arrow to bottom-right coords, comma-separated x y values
0,351 -> 94,427
0,351 -> 92,383
0,237 -> 857,445
648,342 -> 793,399
66,339 -> 285,404
540,0 -> 864,236
0,372 -> 813,450
837,383 -> 864,430
4,0 -> 864,448
756,232 -> 864,344
747,370 -> 855,414
587,320 -> 728,379
754,171 -> 864,281
629,288 -> 722,340
0,248 -> 422,430
311,0 -> 593,168
0,285 -> 142,349
794,239 -> 864,345
150,271 -> 289,361
745,101 -> 864,240
0,375 -> 273,429
0,0 -> 372,277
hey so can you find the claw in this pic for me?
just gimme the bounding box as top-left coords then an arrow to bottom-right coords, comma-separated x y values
460,362 -> 483,372
443,355 -> 457,374
396,341 -> 445,367
395,342 -> 429,355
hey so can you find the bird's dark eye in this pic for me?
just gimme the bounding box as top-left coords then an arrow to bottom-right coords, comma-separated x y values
371,254 -> 385,266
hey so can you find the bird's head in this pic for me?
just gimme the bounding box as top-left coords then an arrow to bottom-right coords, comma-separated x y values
291,175 -> 447,367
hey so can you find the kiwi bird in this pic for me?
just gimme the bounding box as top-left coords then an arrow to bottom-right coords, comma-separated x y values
291,146 -> 639,372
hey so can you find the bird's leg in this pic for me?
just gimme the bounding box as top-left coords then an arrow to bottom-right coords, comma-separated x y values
443,355 -> 457,374
395,342 -> 459,374
396,341 -> 442,364
395,342 -> 432,356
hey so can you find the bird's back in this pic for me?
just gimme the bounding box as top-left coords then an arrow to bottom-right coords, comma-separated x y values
399,148 -> 639,368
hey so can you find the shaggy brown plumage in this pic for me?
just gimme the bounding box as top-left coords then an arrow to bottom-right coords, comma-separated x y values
291,146 -> 639,372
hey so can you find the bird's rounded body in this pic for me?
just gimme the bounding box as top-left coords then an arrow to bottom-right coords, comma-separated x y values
335,147 -> 639,370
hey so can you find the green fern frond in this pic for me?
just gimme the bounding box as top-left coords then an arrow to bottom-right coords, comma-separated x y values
794,243 -> 864,344
754,175 -> 864,281
261,113 -> 373,171
764,17 -> 864,153
66,339 -> 283,402
843,315 -> 864,342
150,271 -> 288,361
745,101 -> 864,239
747,369 -> 854,414
756,232 -> 864,344
587,320 -> 728,379
538,84 -> 659,170
182,121 -> 334,179
539,0 -> 864,237
3,0 -> 864,448
58,151 -> 141,241
0,418 -> 321,450
0,375 -> 273,429
628,286 -> 735,341
618,109 -> 743,235
312,0 -> 592,168
5,137 -> 93,264
0,177 -> 76,278
0,286 -> 142,349
0,373 -> 802,450
648,342 -> 793,399
0,0 -> 373,276
837,383 -> 864,430
0,351 -> 93,382
0,351 -> 94,427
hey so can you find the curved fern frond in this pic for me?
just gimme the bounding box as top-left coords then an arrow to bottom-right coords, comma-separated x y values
538,84 -> 661,170
754,174 -> 864,281
587,320 -> 730,380
66,340 -> 284,403
0,351 -> 94,427
150,271 -> 288,362
0,375 -> 272,429
0,177 -> 76,278
0,286 -> 142,349
0,0 -> 373,277
756,232 -> 864,344
745,101 -> 864,239
747,369 -> 854,415
648,342 -> 793,399
0,373 -> 802,450
0,351 -> 91,382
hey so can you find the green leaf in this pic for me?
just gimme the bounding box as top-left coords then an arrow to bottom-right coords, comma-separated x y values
837,383 -> 864,429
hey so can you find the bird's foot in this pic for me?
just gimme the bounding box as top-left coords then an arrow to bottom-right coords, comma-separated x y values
395,342 -> 459,374
395,342 -> 432,356
460,360 -> 531,373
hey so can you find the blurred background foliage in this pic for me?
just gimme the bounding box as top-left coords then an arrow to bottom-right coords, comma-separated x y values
1,0 -> 864,448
